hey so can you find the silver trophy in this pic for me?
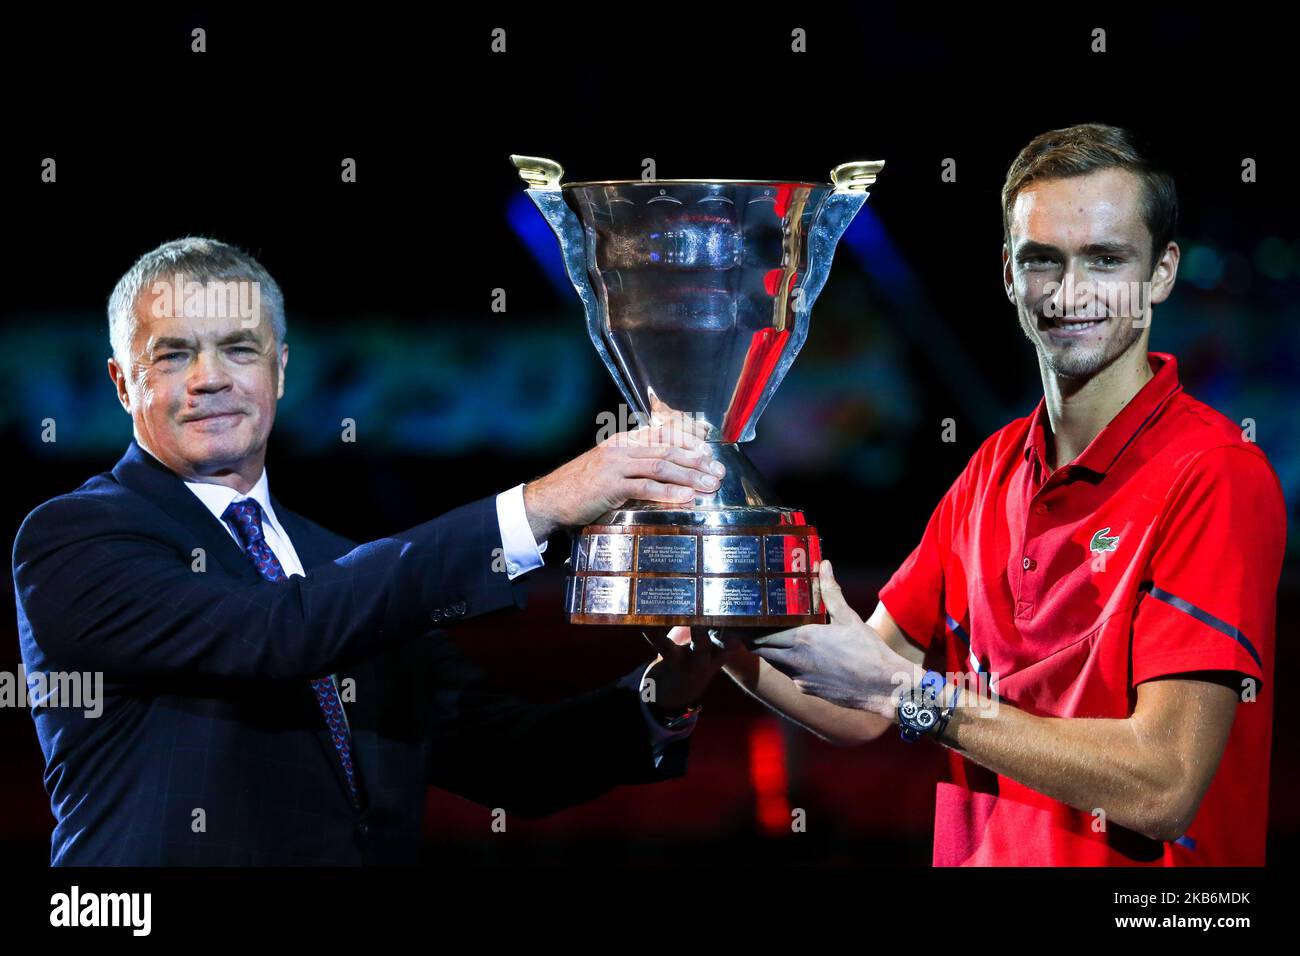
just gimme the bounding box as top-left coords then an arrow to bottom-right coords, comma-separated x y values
513,154 -> 883,627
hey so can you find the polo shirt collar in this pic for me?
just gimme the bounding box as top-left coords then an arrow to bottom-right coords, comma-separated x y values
1022,351 -> 1183,476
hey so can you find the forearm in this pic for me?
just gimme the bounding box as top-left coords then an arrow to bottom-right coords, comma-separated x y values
936,686 -> 1188,840
723,647 -> 888,746
521,481 -> 561,543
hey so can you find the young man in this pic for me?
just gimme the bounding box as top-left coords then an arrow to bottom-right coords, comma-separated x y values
724,123 -> 1286,865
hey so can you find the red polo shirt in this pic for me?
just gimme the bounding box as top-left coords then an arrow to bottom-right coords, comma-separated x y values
879,352 -> 1286,866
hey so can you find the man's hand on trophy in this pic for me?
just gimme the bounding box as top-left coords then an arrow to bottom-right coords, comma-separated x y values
640,626 -> 739,713
646,394 -> 713,441
744,561 -> 921,721
522,422 -> 725,542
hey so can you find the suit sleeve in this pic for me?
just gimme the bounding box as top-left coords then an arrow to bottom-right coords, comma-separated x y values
1131,445 -> 1286,691
424,638 -> 686,818
13,492 -> 522,682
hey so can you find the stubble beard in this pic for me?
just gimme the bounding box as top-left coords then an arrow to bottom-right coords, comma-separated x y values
1020,310 -> 1146,382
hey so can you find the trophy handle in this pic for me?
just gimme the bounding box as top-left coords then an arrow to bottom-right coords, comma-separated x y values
509,154 -> 647,424
510,154 -> 565,190
735,160 -> 885,441
830,159 -> 885,192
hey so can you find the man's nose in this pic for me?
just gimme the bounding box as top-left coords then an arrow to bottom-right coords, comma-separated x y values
1048,259 -> 1095,316
187,348 -> 232,391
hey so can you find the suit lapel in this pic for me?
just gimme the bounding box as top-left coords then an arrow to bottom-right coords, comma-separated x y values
110,439 -> 262,581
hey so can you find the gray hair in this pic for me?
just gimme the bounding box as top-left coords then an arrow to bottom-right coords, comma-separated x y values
107,237 -> 286,364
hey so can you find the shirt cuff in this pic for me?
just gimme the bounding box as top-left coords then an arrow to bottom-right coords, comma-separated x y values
495,484 -> 547,581
618,662 -> 699,767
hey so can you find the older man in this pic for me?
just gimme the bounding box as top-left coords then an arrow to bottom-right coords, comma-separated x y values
13,236 -> 728,865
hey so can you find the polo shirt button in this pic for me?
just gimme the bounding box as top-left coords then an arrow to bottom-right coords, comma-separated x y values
507,562 -> 520,575
1023,557 -> 1036,571
1034,502 -> 1049,515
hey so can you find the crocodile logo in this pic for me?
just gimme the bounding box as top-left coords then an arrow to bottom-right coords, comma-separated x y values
1089,527 -> 1120,553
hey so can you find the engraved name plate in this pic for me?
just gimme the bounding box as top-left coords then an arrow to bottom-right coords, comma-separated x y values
702,535 -> 762,574
635,535 -> 697,573
765,535 -> 817,574
635,578 -> 697,615
766,577 -> 811,615
586,534 -> 634,573
564,575 -> 583,613
702,578 -> 763,616
582,576 -> 630,614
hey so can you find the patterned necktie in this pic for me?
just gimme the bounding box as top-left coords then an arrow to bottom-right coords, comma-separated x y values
222,497 -> 361,806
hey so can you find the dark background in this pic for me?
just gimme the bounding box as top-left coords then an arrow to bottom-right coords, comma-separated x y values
1,7 -> 1295,865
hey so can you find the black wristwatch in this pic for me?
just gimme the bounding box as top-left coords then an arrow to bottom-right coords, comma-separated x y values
897,670 -> 955,742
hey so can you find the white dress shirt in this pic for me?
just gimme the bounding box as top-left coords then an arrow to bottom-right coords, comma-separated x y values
183,473 -> 695,763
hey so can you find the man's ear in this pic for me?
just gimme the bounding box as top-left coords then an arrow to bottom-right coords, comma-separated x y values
107,356 -> 131,413
276,343 -> 288,400
1001,244 -> 1015,303
1149,241 -> 1180,306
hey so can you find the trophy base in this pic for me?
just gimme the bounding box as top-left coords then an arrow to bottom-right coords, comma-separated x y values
563,505 -> 827,628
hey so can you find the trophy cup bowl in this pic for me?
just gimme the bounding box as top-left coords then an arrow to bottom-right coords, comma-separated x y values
512,155 -> 883,628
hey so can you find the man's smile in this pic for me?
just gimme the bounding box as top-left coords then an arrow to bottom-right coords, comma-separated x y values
181,410 -> 245,428
1041,314 -> 1111,338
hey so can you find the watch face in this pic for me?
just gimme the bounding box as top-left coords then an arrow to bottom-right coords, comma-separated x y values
899,700 -> 920,721
915,709 -> 936,730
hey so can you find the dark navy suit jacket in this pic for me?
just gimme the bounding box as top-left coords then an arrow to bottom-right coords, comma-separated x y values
13,440 -> 686,865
